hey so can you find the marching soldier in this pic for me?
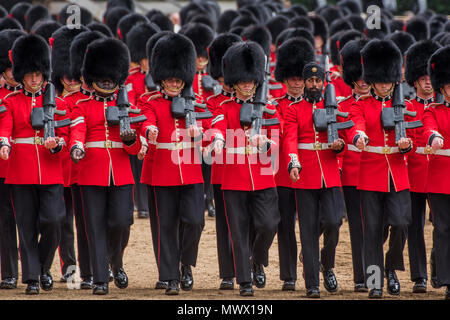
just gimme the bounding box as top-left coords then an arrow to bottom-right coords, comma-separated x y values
0,29 -> 24,290
284,62 -> 345,298
350,39 -> 414,299
69,38 -> 141,294
423,45 -> 450,301
404,39 -> 442,293
209,41 -> 281,297
0,34 -> 68,295
272,37 -> 315,291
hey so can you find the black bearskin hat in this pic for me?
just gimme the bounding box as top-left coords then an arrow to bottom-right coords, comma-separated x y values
318,6 -> 343,26
0,29 -> 26,74
179,22 -> 215,58
276,28 -> 315,49
329,18 -> 353,35
0,6 -> 6,18
146,30 -> 173,62
82,38 -> 130,87
11,34 -> 51,82
338,0 -> 362,15
405,40 -> 442,87
386,31 -> 415,57
289,16 -> 314,33
241,25 -> 272,57
230,15 -> 258,29
208,33 -> 242,80
340,38 -> 370,87
428,46 -> 450,91
58,4 -> 93,26
10,2 -> 31,29
364,18 -> 390,39
117,13 -> 149,42
266,16 -> 289,45
361,39 -> 402,84
289,4 -> 308,16
70,31 -> 105,81
50,25 -> 89,94
106,0 -> 135,12
25,5 -> 51,32
275,38 -> 315,82
87,22 -> 114,38
310,15 -> 329,45
104,7 -> 130,37
389,19 -> 405,33
32,21 -> 62,43
405,17 -> 430,41
429,20 -> 444,39
0,17 -> 22,31
217,10 -> 239,34
222,41 -> 265,87
126,22 -> 160,63
229,26 -> 244,36
329,31 -> 345,66
149,12 -> 174,32
150,33 -> 196,86
348,14 -> 365,33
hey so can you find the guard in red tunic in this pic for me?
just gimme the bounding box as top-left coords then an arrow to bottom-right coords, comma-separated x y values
422,46 -> 450,301
404,39 -> 442,294
329,33 -> 353,98
0,29 -> 24,290
205,32 -> 242,290
0,34 -> 68,295
339,38 -> 370,292
140,33 -> 205,295
284,62 -> 346,298
349,39 -> 415,299
69,38 -> 141,295
209,41 -> 281,297
272,37 -> 315,292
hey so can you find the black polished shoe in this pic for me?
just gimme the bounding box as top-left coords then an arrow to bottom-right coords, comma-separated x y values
109,269 -> 114,282
80,277 -> 93,290
165,280 -> 179,295
180,265 -> 194,291
93,282 -> 108,295
354,283 -> 368,292
155,280 -> 168,290
445,286 -> 450,300
137,211 -> 149,219
323,269 -> 338,293
113,268 -> 128,289
206,200 -> 215,217
60,270 -> 76,283
0,277 -> 17,289
412,278 -> 427,293
219,277 -> 234,290
282,280 -> 296,291
252,263 -> 266,288
25,281 -> 39,295
386,270 -> 400,295
368,288 -> 383,299
306,286 -> 320,298
40,271 -> 53,291
239,282 -> 254,297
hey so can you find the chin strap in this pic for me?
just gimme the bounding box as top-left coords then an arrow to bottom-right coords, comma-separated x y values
93,82 -> 118,94
233,83 -> 256,98
371,82 -> 395,98
161,80 -> 185,94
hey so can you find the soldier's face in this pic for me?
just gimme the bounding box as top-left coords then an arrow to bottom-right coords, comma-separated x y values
236,81 -> 256,95
162,78 -> 184,97
61,76 -> 81,93
314,36 -> 324,51
23,72 -> 43,92
285,77 -> 304,95
196,57 -> 208,71
416,75 -> 433,93
2,68 -> 20,86
443,84 -> 450,101
354,79 -> 370,93
373,82 -> 394,95
140,58 -> 149,72
305,77 -> 323,91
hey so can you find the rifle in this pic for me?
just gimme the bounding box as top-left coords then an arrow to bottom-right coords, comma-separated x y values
239,56 -> 280,140
30,82 -> 71,141
435,91 -> 444,104
201,75 -> 222,95
145,73 -> 159,92
381,83 -> 422,143
313,56 -> 354,144
106,85 -> 147,134
171,84 -> 213,129
0,105 -> 6,114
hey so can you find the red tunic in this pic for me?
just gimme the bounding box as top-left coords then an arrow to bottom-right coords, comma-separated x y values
211,97 -> 280,191
349,94 -> 415,192
283,98 -> 343,189
193,71 -> 214,103
330,66 -> 352,98
422,101 -> 450,195
125,66 -> 146,106
269,82 -> 287,99
0,89 -> 68,185
69,94 -> 142,187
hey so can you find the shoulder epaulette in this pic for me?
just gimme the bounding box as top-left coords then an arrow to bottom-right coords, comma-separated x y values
206,92 -> 220,101
219,98 -> 234,106
75,96 -> 93,105
288,98 -> 303,107
337,95 -> 351,104
139,90 -> 159,99
272,96 -> 284,102
2,91 -> 20,100
356,94 -> 370,102
427,102 -> 441,108
147,93 -> 162,102
56,96 -> 64,101
62,91 -> 76,98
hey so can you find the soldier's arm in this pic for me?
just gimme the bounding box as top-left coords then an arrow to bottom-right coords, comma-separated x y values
69,101 -> 87,161
349,99 -> 369,148
423,106 -> 444,148
0,99 -> 13,155
283,103 -> 301,174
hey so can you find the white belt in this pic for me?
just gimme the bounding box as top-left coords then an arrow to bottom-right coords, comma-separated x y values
226,146 -> 259,155
433,149 -> 450,157
156,142 -> 195,150
415,146 -> 434,155
298,142 -> 330,151
364,146 -> 399,154
85,141 -> 123,149
14,137 -> 44,145
347,144 -> 361,153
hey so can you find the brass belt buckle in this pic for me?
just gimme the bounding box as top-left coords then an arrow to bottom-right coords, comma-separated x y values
34,137 -> 43,145
382,146 -> 391,154
104,140 -> 112,148
314,142 -> 322,150
245,145 -> 252,155
424,146 -> 433,154
175,141 -> 182,150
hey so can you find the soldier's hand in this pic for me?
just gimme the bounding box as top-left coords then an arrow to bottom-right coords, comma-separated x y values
0,146 -> 10,160
290,167 -> 300,183
188,125 -> 202,139
138,145 -> 148,160
147,127 -> 158,143
250,134 -> 268,148
431,136 -> 444,151
331,138 -> 344,151
356,136 -> 366,150
120,128 -> 137,144
71,148 -> 85,163
397,137 -> 411,150
44,137 -> 58,149
213,138 -> 224,154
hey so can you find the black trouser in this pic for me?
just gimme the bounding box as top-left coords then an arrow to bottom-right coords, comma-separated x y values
428,193 -> 450,286
10,184 -> 65,283
295,187 -> 343,289
71,184 -> 92,279
0,178 -> 18,279
57,187 -> 76,276
407,192 -> 428,281
342,186 -> 365,284
202,162 -> 214,203
223,188 -> 279,284
80,185 -> 133,284
129,155 -> 148,213
213,184 -> 234,279
147,185 -> 159,265
153,184 -> 204,281
360,181 -> 411,288
382,225 -> 407,271
277,186 -> 297,281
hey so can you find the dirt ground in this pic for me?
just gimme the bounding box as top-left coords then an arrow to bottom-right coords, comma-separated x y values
0,210 -> 445,300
